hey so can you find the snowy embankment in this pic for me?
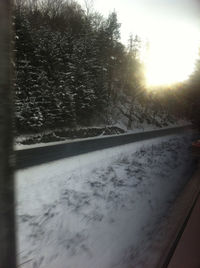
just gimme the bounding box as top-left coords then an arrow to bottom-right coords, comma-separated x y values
16,133 -> 194,268
15,118 -> 189,150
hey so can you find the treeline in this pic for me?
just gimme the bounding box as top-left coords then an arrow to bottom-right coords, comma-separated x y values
182,55 -> 200,127
14,0 -> 188,133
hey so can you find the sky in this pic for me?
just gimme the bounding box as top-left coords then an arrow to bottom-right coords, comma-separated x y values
78,0 -> 200,86
78,0 -> 200,43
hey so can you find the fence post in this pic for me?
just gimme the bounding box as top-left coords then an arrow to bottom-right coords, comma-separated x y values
0,1 -> 16,268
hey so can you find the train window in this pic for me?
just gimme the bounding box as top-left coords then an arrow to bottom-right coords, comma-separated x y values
1,1 -> 200,268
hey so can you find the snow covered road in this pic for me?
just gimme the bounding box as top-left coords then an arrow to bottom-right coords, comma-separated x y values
16,134 -> 194,268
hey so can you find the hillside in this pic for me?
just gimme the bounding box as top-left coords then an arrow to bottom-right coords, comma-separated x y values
14,0 -> 188,145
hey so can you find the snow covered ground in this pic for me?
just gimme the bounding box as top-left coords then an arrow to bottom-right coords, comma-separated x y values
16,133 -> 194,268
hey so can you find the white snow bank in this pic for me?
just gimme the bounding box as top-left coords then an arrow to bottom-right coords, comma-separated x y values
16,133 -> 193,268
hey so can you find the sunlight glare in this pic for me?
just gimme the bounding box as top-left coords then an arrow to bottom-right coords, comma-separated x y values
144,22 -> 200,87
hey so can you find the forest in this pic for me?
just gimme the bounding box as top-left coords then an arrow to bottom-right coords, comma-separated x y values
14,0 -> 200,135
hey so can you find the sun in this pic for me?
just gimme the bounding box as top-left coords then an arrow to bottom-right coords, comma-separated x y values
144,21 -> 200,87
